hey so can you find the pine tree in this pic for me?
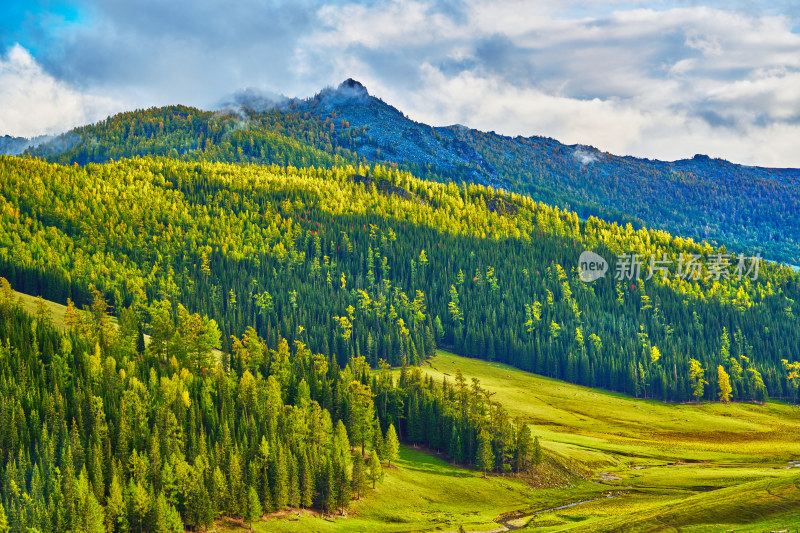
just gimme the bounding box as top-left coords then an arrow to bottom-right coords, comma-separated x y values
514,424 -> 532,472
331,421 -> 353,513
372,418 -> 385,458
0,501 -> 9,533
85,491 -> 106,533
257,436 -> 272,512
476,429 -> 494,478
532,436 -> 542,466
321,458 -> 335,515
384,424 -> 400,467
434,315 -> 445,344
272,443 -> 289,511
128,479 -> 151,533
299,449 -> 314,509
229,450 -> 246,514
154,493 -> 183,533
351,455 -> 369,500
245,486 -> 263,531
689,359 -> 708,402
289,453 -> 300,508
348,381 -> 375,455
368,451 -> 383,489
106,473 -> 126,533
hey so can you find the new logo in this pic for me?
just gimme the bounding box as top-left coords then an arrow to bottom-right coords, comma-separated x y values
579,251 -> 608,282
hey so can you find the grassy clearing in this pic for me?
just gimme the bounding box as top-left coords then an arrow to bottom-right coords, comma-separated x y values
408,351 -> 800,532
14,289 -> 73,330
220,446 -> 605,533
534,474 -> 800,532
422,351 -> 800,465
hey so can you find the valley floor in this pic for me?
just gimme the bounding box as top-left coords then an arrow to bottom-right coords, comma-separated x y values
223,351 -> 800,532
414,351 -> 800,532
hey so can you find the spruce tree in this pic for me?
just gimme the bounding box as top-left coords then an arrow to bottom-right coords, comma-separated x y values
245,487 -> 263,531
299,449 -> 314,509
515,424 -> 532,473
0,501 -> 9,533
372,418 -> 385,459
718,365 -> 733,403
384,424 -> 400,467
532,436 -> 542,466
289,453 -> 300,508
322,458 -> 335,515
368,452 -> 383,489
272,442 -> 289,511
85,492 -> 106,533
351,455 -> 368,500
105,473 -> 126,533
334,459 -> 352,514
476,430 -> 494,478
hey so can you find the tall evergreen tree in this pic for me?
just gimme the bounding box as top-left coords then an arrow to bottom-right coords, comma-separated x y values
351,456 -> 369,500
368,452 -> 383,489
245,487 -> 263,531
532,436 -> 543,466
0,502 -> 9,533
476,429 -> 494,478
718,365 -> 733,403
384,424 -> 400,467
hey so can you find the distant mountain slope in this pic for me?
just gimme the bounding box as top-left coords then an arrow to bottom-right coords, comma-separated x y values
25,79 -> 800,264
0,133 -> 57,155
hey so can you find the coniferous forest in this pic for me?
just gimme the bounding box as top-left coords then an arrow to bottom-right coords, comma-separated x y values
1,132 -> 800,530
1,155 -> 798,403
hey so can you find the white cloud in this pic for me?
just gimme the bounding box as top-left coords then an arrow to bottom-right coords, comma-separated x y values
0,44 -> 121,138
311,2 -> 800,166
6,1 -> 800,167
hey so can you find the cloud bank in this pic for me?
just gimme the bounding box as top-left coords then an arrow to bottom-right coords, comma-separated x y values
0,44 -> 120,138
2,0 -> 800,166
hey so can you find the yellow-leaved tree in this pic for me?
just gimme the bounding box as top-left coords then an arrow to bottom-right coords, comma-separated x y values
688,359 -> 708,402
717,365 -> 733,403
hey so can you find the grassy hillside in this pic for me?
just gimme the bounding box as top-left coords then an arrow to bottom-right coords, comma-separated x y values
405,352 -> 800,531
3,152 -> 800,531
5,285 -> 799,531
219,349 -> 800,532
421,351 -> 800,464
218,446 -> 600,533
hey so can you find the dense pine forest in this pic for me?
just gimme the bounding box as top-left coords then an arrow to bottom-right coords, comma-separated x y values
0,279 -> 539,531
3,130 -> 800,530
1,155 -> 798,405
4,0 -> 800,524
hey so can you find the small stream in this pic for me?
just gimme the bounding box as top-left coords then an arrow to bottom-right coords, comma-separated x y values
492,492 -> 621,531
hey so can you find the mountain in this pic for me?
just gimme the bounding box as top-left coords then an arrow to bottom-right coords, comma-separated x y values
25,79 -> 800,265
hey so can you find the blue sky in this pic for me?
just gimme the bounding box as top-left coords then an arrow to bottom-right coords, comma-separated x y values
2,0 -> 800,166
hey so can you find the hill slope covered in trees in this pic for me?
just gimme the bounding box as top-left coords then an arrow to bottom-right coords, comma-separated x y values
25,80 -> 800,265
2,155 -> 798,404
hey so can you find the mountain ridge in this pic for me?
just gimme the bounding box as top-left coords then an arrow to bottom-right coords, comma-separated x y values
23,79 -> 800,264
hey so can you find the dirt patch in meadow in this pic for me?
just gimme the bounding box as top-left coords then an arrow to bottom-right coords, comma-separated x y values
649,430 -> 769,444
